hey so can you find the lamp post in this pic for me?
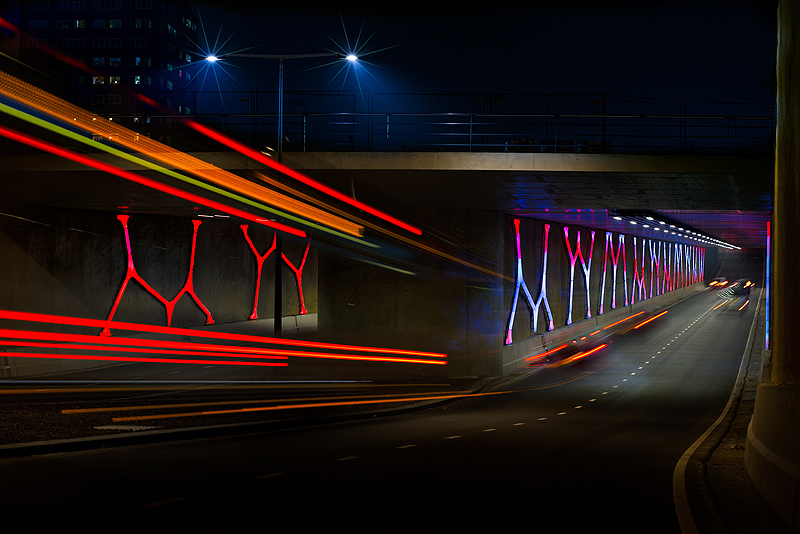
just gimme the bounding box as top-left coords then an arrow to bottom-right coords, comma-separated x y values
205,52 -> 356,162
205,52 -> 356,336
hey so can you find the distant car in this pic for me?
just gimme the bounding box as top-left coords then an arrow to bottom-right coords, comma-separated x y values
708,277 -> 728,289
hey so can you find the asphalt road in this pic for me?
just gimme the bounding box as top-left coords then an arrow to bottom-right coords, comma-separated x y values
0,288 -> 758,532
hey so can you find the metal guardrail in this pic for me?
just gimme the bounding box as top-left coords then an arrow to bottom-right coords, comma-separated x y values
191,111 -> 775,155
5,91 -> 768,155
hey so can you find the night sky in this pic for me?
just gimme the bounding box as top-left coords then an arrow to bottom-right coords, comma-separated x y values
190,1 -> 777,104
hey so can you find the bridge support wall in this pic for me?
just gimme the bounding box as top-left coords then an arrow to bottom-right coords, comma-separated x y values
0,196 -> 315,377
746,1 -> 800,529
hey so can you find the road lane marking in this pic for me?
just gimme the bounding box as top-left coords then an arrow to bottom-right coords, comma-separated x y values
397,444 -> 417,449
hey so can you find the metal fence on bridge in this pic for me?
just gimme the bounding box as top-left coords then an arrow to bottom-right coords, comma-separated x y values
105,91 -> 778,155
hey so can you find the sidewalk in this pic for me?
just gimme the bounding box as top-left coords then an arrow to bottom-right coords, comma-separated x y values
686,294 -> 795,533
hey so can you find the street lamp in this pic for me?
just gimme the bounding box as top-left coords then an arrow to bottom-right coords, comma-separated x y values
203,52 -> 356,336
204,52 -> 356,162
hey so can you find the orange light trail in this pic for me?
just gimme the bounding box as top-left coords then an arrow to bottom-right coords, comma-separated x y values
62,390 -> 475,414
0,70 -> 361,237
0,310 -> 447,364
110,390 -> 509,422
0,124 -> 306,237
525,344 -> 569,362
0,64 -> 502,279
738,299 -> 750,311
186,120 -> 422,236
633,310 -> 669,329
549,344 -> 608,367
603,311 -> 646,330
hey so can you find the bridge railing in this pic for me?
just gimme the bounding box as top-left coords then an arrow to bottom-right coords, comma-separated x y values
191,111 -> 775,155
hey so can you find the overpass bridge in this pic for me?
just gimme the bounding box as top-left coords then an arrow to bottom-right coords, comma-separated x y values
0,145 -> 772,378
0,17 -> 795,523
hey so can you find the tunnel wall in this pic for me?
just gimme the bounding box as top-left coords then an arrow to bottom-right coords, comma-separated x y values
501,216 -> 707,372
319,210 -> 708,377
0,195 -> 317,377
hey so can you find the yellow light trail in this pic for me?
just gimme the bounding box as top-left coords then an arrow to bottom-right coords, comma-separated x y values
0,70 -> 363,237
0,102 -> 371,245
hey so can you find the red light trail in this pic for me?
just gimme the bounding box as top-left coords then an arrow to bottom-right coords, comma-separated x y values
0,310 -> 447,365
185,120 -> 422,236
0,124 -> 306,237
525,344 -> 569,362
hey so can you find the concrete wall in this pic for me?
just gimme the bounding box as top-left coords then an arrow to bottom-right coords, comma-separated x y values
0,192 -> 713,381
0,194 -> 316,377
318,209 -> 507,377
318,209 -> 709,378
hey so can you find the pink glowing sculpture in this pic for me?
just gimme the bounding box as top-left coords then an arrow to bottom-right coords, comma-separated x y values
631,237 -> 647,304
662,242 -> 673,294
648,239 -> 662,298
563,227 -> 595,325
506,219 -> 554,345
599,232 -> 627,314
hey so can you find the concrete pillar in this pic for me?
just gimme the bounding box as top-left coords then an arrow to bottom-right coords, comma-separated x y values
745,1 -> 800,529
